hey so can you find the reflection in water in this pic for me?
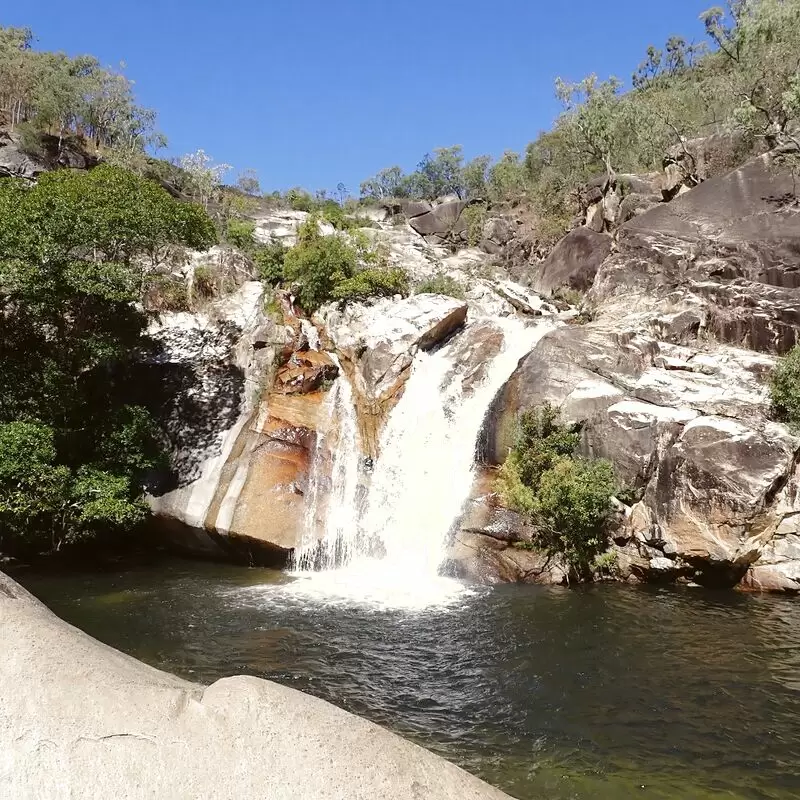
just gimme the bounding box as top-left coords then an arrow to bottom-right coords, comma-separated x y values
14,560 -> 800,800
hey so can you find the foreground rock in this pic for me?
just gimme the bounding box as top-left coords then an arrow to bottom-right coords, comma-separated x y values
0,572 -> 511,800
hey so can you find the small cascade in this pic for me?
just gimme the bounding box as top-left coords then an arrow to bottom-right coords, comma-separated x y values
300,318 -> 321,351
288,315 -> 555,606
291,355 -> 361,571
359,316 -> 552,578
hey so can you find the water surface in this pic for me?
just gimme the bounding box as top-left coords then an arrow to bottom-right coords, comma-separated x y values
15,559 -> 800,799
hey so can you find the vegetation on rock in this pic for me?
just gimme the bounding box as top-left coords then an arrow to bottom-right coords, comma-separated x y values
414,275 -> 466,300
358,0 -> 800,242
283,218 -> 406,312
770,345 -> 800,429
0,165 -> 216,553
498,404 -> 618,573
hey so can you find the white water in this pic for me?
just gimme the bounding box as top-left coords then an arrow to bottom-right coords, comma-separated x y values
291,354 -> 361,571
288,315 -> 554,609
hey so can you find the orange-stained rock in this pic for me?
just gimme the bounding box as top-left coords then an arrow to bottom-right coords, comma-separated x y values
274,350 -> 338,395
223,439 -> 310,551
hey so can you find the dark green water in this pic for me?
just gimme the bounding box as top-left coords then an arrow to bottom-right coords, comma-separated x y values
14,559 -> 800,800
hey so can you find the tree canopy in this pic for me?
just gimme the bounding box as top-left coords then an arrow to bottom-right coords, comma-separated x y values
0,165 -> 216,554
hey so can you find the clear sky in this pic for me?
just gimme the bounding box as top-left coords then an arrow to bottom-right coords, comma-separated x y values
7,1 -> 712,194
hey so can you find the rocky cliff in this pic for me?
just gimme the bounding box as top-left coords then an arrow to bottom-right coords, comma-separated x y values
473,150 -> 800,593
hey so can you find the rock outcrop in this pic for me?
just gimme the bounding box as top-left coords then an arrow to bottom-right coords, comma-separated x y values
319,294 -> 468,456
478,151 -> 800,591
0,127 -> 97,180
0,571 -> 511,800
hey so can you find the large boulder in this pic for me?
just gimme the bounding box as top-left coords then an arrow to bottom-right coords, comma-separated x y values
480,313 -> 800,587
408,199 -> 470,240
591,154 -> 800,354
0,572 -> 511,800
532,228 -> 613,295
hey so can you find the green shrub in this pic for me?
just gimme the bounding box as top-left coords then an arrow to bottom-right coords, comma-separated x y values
226,218 -> 256,250
462,203 -> 487,246
146,274 -> 189,311
498,404 -> 618,574
533,457 -> 618,569
253,237 -> 288,285
285,187 -> 315,212
770,345 -> 800,429
332,267 -> 409,303
283,232 -> 360,311
414,275 -> 466,300
553,287 -> 584,307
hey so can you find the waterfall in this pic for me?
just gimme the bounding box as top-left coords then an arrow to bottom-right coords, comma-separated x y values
288,315 -> 554,605
359,316 -> 551,576
291,354 -> 361,571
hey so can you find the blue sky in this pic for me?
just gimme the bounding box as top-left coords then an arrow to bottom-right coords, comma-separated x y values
7,1 -> 712,194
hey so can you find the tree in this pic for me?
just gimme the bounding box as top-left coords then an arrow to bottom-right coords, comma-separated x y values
488,150 -> 528,203
236,168 -> 261,196
0,166 -> 216,553
178,149 -> 232,208
710,0 -> 800,152
462,155 -> 491,199
415,145 -> 466,199
497,405 -> 618,574
360,166 -> 406,200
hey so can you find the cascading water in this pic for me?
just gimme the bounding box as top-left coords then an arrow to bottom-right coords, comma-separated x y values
291,353 -> 361,571
287,314 -> 555,608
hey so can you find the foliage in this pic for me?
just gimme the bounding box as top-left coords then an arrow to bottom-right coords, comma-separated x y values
226,217 -> 256,249
463,155 -> 491,199
497,404 -> 618,573
178,149 -> 232,209
236,168 -> 261,196
414,274 -> 466,299
283,222 -> 360,311
770,345 -> 800,429
0,26 -> 163,156
193,265 -> 216,299
462,203 -> 487,246
331,267 -> 409,303
0,165 -> 211,552
281,217 -> 402,310
253,237 -> 288,285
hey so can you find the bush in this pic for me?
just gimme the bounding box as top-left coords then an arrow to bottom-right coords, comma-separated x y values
253,237 -> 288,285
497,404 -> 618,574
145,274 -> 189,311
226,218 -> 256,250
285,187 -> 315,212
770,345 -> 800,429
283,231 -> 360,311
332,267 -> 409,303
462,203 -> 487,246
414,275 -> 466,299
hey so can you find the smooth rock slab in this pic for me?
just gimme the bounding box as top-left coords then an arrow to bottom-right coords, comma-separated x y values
0,572 -> 511,800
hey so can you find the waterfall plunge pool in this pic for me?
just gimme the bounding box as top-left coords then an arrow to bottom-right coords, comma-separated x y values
14,558 -> 800,800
